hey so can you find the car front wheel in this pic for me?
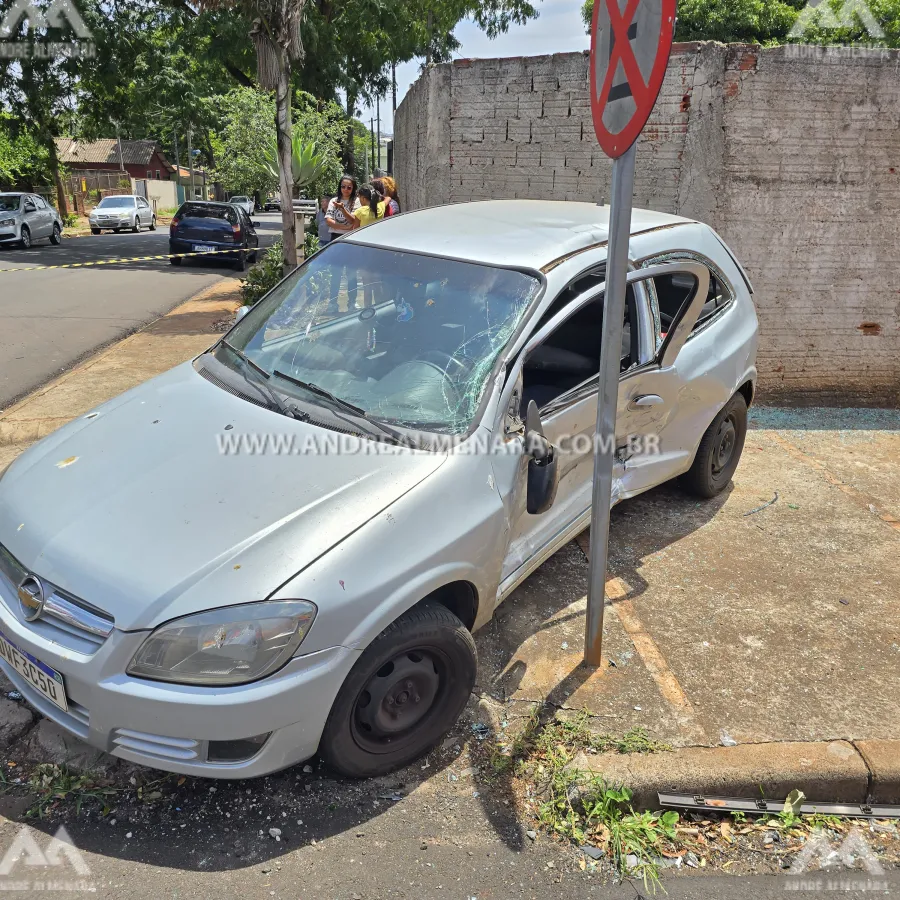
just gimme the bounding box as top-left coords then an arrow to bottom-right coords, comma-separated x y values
681,392 -> 748,498
320,602 -> 477,778
132,217 -> 140,233
19,226 -> 31,249
149,216 -> 156,231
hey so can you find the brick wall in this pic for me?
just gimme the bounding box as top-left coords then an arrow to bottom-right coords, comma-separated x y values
394,44 -> 900,403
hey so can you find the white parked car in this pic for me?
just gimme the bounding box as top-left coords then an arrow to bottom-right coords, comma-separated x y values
0,193 -> 63,248
229,196 -> 255,216
89,195 -> 156,234
0,201 -> 757,779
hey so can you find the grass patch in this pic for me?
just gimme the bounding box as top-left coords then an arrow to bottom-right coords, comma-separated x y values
26,764 -> 117,819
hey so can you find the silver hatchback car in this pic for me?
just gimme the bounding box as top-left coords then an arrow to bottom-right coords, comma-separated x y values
0,193 -> 63,249
0,201 -> 757,778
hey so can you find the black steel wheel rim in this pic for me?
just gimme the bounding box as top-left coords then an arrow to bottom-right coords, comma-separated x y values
350,648 -> 448,755
711,413 -> 737,475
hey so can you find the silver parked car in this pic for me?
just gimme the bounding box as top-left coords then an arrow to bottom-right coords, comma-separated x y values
0,193 -> 63,249
0,201 -> 757,779
229,195 -> 255,216
89,195 -> 156,234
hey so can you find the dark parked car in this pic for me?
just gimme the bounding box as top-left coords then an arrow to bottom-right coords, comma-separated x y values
263,196 -> 281,211
169,201 -> 259,270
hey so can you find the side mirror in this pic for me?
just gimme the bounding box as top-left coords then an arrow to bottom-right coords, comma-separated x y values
234,305 -> 250,322
524,400 -> 559,515
251,221 -> 260,228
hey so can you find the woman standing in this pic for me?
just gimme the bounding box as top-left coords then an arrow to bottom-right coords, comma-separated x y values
381,176 -> 401,216
324,175 -> 361,312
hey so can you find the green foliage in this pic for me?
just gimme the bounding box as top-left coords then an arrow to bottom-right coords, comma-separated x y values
304,231 -> 320,259
241,240 -> 287,306
26,764 -> 117,819
62,213 -> 80,228
580,0 -> 899,46
0,117 -> 48,189
265,134 -> 329,194
210,87 -> 278,196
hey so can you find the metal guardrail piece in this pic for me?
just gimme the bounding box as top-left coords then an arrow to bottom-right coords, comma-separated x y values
658,792 -> 900,819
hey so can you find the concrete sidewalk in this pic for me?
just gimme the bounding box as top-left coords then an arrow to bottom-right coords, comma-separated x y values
476,405 -> 900,804
1,288 -> 898,809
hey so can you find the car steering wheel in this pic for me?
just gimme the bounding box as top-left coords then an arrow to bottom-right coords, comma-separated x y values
414,350 -> 471,383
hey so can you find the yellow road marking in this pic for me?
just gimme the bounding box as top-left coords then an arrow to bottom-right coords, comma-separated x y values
575,532 -> 709,741
769,433 -> 900,535
0,249 -> 243,274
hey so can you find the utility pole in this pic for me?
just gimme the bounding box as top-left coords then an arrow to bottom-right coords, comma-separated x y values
116,128 -> 126,174
172,127 -> 180,200
370,118 -> 376,174
376,95 -> 381,173
187,123 -> 196,200
392,62 -> 397,112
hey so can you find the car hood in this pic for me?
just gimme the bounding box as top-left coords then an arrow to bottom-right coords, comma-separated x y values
0,363 -> 446,631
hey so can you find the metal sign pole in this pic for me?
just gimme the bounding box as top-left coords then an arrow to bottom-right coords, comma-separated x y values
584,141 -> 637,667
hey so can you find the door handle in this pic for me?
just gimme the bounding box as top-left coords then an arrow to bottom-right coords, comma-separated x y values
628,394 -> 664,410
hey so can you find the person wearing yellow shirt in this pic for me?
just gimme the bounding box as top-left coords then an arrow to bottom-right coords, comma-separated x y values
351,183 -> 386,227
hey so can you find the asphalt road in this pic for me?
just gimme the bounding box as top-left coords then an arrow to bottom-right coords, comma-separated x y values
0,213 -> 282,410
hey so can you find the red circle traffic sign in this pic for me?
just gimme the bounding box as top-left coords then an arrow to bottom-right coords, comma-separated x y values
589,0 -> 677,159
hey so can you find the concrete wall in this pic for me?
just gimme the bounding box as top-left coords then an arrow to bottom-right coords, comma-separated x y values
394,44 -> 900,403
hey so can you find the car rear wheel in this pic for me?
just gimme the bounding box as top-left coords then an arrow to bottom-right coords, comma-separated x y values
234,250 -> 247,271
169,256 -> 182,266
50,223 -> 62,245
320,603 -> 477,778
681,392 -> 748,498
19,226 -> 31,249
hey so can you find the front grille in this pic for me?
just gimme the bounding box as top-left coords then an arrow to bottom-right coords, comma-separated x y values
112,728 -> 200,762
0,543 -> 114,654
0,658 -> 90,739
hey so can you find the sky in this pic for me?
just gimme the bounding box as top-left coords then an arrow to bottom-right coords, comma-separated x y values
356,0 -> 590,137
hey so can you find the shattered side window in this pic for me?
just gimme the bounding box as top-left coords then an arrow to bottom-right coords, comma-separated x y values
223,243 -> 540,434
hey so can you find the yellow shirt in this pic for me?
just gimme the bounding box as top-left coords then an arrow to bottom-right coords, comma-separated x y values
356,201 -> 386,227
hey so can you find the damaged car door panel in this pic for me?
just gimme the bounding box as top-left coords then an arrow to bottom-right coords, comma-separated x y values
0,203 -> 758,779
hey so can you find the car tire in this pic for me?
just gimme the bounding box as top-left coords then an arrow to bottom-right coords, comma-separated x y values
50,223 -> 62,245
132,217 -> 140,233
681,392 -> 748,499
320,602 -> 477,779
149,216 -> 156,231
19,226 -> 31,249
91,227 -> 100,235
169,256 -> 182,266
234,250 -> 247,271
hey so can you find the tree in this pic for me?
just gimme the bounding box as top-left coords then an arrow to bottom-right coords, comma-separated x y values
201,0 -> 307,267
209,87 -> 279,195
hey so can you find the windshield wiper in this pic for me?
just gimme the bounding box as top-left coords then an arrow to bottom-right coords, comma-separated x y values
273,369 -> 414,447
272,369 -> 367,416
219,341 -> 299,420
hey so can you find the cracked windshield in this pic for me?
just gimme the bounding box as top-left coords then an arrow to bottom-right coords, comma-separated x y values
223,242 -> 540,433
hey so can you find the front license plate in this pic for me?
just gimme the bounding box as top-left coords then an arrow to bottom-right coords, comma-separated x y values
193,244 -> 216,253
0,629 -> 68,711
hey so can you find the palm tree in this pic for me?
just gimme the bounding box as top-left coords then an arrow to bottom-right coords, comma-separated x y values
200,0 -> 305,266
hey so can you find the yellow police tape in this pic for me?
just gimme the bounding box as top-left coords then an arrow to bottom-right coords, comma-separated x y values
0,248 -> 248,274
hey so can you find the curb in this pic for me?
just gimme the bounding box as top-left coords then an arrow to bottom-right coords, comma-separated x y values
571,739 -> 900,810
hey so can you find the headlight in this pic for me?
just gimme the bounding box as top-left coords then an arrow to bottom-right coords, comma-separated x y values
0,218 -> 14,228
126,600 -> 316,686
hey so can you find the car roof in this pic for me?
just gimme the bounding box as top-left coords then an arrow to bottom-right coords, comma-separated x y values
183,200 -> 235,207
344,199 -> 695,270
